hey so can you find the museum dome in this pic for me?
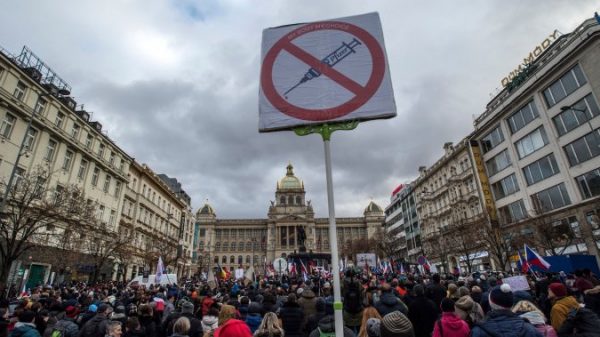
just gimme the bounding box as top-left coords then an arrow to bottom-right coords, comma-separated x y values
278,163 -> 304,190
197,203 -> 216,216
364,201 -> 383,214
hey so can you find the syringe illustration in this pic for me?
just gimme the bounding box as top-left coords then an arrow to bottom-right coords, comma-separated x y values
284,38 -> 362,98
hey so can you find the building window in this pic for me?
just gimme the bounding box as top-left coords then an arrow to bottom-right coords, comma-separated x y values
553,94 -> 600,136
91,167 -> 100,186
115,181 -> 122,197
109,152 -> 116,166
485,149 -> 511,176
522,153 -> 560,186
515,127 -> 548,159
98,205 -> 105,222
86,134 -> 93,149
543,64 -> 587,107
62,150 -> 74,171
575,168 -> 600,200
215,242 -> 221,251
55,112 -> 64,129
230,242 -> 236,251
481,125 -> 505,153
98,143 -> 105,158
13,81 -> 27,101
109,210 -> 116,227
0,113 -> 16,139
280,227 -> 287,247
533,183 -> 571,212
230,256 -> 235,264
223,242 -> 229,252
564,129 -> 600,166
507,100 -> 539,134
71,123 -> 81,139
238,255 -> 243,265
498,199 -> 527,224
296,196 -> 302,204
78,160 -> 88,180
280,196 -> 285,205
45,139 -> 57,161
34,98 -> 47,114
23,127 -> 38,151
103,175 -> 111,193
222,256 -> 227,264
491,174 -> 520,200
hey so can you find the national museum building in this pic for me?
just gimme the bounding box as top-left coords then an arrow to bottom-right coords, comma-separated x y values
195,164 -> 385,271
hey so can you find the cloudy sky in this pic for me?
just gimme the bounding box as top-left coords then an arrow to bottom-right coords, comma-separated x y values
1,1 -> 597,218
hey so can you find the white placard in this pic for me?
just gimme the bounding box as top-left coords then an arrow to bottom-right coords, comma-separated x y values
235,268 -> 244,280
259,12 -> 396,132
355,253 -> 377,268
502,276 -> 530,291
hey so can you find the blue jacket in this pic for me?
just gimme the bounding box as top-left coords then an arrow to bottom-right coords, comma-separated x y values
245,313 -> 262,333
9,323 -> 41,337
471,310 -> 543,337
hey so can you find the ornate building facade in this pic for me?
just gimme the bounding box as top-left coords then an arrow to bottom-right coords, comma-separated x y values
195,164 -> 385,271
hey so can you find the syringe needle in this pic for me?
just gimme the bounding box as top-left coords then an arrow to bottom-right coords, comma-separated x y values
284,80 -> 303,98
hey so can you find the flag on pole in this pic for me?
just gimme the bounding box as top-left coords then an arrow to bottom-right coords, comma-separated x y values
430,264 -> 438,274
525,244 -> 551,270
155,256 -> 164,284
244,266 -> 255,284
518,250 -> 530,273
207,269 -> 218,290
400,263 -> 405,275
339,258 -> 345,272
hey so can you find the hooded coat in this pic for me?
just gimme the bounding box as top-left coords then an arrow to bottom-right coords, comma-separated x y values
9,323 -> 41,337
432,312 -> 470,337
375,292 -> 408,316
584,286 -> 600,318
518,311 -> 557,337
407,294 -> 438,337
278,301 -> 304,337
470,310 -> 542,337
550,296 -> 579,331
213,319 -> 252,337
556,307 -> 600,337
78,314 -> 108,337
201,315 -> 218,334
308,316 -> 356,337
297,289 -> 317,325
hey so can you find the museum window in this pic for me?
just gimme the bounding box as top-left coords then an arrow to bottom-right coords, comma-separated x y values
222,256 -> 227,264
222,242 -> 228,252
481,125 -> 504,153
564,129 -> 600,166
280,227 -> 287,247
507,100 -> 539,134
498,199 -> 527,224
215,242 -> 221,251
522,153 -> 560,186
86,134 -> 93,149
246,255 -> 250,264
214,256 -> 219,264
553,94 -> 600,136
0,113 -> 16,139
296,196 -> 302,205
230,256 -> 235,264
288,196 -> 293,205
515,127 -> 548,159
230,242 -> 236,251
491,174 -> 519,200
485,149 -> 511,176
280,196 -> 285,205
575,168 -> 600,200
532,183 -> 571,212
238,255 -> 243,265
543,64 -> 587,107
115,181 -> 122,197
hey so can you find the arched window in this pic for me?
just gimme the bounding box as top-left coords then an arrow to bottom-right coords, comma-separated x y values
222,256 -> 227,264
296,196 -> 302,205
246,255 -> 251,264
253,255 -> 258,264
238,255 -> 243,265
280,196 -> 285,205
214,256 -> 219,264
230,255 -> 235,264
288,196 -> 293,204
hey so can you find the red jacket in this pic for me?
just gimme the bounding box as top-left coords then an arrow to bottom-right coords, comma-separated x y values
201,296 -> 215,316
432,312 -> 470,337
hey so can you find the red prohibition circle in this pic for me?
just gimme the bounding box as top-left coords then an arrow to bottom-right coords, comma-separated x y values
261,21 -> 385,121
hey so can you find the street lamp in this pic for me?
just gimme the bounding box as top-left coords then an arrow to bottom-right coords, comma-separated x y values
0,87 -> 70,215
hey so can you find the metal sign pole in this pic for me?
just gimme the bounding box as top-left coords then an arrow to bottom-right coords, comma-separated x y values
295,121 -> 358,337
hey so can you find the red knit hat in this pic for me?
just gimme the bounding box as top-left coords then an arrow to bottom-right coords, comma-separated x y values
549,283 -> 567,298
214,319 -> 252,337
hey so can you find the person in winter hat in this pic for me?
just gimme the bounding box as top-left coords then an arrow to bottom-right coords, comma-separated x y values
454,295 -> 484,328
308,301 -> 356,337
432,298 -> 469,337
47,306 -> 79,337
244,302 -> 262,334
512,300 -> 557,337
79,303 -> 111,337
179,302 -> 203,337
358,307 -> 382,337
366,318 -> 381,337
304,297 -> 327,337
277,293 -> 304,337
212,317 -> 252,337
548,282 -> 580,331
380,311 -> 414,337
470,284 -> 541,337
375,284 -> 408,317
201,308 -> 219,335
9,310 -> 41,337
297,287 -> 317,327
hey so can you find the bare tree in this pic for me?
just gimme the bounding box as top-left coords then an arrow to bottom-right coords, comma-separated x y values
372,226 -> 403,260
445,217 -> 485,274
0,167 -> 99,289
478,220 -> 516,272
422,229 -> 453,273
529,196 -> 577,256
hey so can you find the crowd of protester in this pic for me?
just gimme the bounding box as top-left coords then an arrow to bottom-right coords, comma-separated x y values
1,267 -> 600,337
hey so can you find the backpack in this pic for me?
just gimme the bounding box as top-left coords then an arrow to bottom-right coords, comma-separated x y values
318,327 -> 336,337
344,281 -> 363,314
50,323 -> 66,337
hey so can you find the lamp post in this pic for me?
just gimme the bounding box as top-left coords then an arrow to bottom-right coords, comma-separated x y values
0,88 -> 70,216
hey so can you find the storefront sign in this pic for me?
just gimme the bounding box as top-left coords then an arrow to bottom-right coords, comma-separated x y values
501,30 -> 561,87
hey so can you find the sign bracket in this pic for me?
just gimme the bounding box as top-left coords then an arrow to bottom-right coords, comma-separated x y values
294,120 -> 359,141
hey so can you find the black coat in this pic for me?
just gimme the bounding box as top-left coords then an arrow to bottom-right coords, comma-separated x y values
557,307 -> 600,337
278,302 -> 304,337
408,295 -> 438,337
375,292 -> 408,316
304,311 -> 327,337
584,288 -> 600,318
426,283 -> 447,308
180,313 -> 203,337
78,314 -> 108,337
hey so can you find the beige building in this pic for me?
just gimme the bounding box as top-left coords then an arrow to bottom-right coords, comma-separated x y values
0,46 -> 132,282
196,164 -> 384,272
471,17 -> 600,259
119,161 -> 194,280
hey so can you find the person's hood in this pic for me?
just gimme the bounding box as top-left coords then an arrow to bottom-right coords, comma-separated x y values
555,295 -> 579,308
10,323 -> 36,337
202,315 -> 219,326
214,319 -> 251,337
519,311 -> 546,326
302,289 -> 316,299
380,292 -> 399,306
317,315 -> 335,333
441,312 -> 468,331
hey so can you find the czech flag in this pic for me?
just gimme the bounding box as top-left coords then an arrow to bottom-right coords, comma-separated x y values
518,250 -> 530,273
525,244 -> 551,270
